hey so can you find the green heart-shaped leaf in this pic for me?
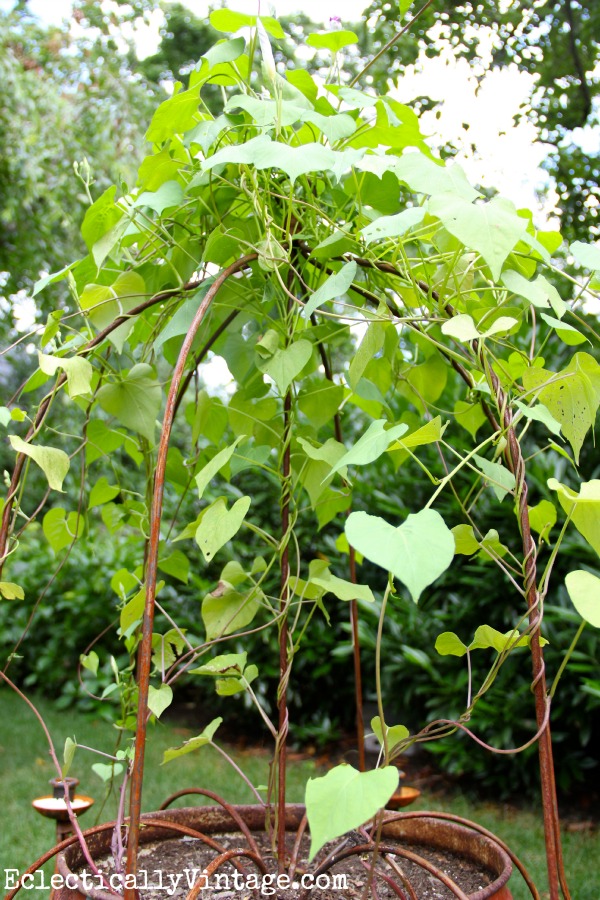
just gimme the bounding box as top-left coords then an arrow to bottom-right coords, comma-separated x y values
306,764 -> 398,861
345,509 -> 454,602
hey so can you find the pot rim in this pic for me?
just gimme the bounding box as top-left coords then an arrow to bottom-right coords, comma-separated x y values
55,803 -> 511,900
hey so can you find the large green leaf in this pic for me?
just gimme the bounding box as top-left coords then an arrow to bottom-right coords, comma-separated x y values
348,322 -> 385,390
303,262 -> 357,318
502,270 -> 564,311
147,684 -> 173,719
435,632 -> 469,657
330,420 -> 409,477
195,436 -> 245,501
38,352 -> 93,398
523,353 -> 600,462
357,153 -> 479,202
162,717 -> 222,764
540,313 -> 587,347
43,508 -> 84,553
548,479 -> 600,557
133,181 -> 184,214
306,30 -> 358,52
429,194 -> 527,280
472,454 -> 516,502
203,135 -> 364,184
146,84 -> 201,142
469,624 -> 531,652
79,271 -> 146,342
571,240 -> 600,272
370,716 -> 409,751
298,383 -> 344,428
261,340 -> 312,395
441,314 -> 518,342
88,477 -> 121,508
305,764 -> 399,861
9,435 -> 70,492
96,364 -> 162,443
565,570 -> 600,628
202,587 -> 260,641
209,9 -> 284,38
310,566 -> 375,603
361,208 -> 425,244
224,95 -> 355,142
0,582 -> 25,600
81,186 -> 123,251
528,499 -> 557,541
345,508 -> 455,602
203,37 -> 246,69
195,497 -> 251,562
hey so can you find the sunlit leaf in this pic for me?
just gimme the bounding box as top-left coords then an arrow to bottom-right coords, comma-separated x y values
38,352 -> 93,398
370,716 -> 409,750
162,717 -> 222,764
303,261 -> 357,319
548,479 -> 600,557
195,497 -> 251,562
345,508 -> 454,602
9,436 -> 70,492
305,764 -> 398,861
148,684 -> 173,718
43,508 -> 85,553
96,363 -> 161,443
330,420 -> 408,478
430,195 -> 527,280
523,353 -> 600,462
565,570 -> 600,628
0,582 -> 24,600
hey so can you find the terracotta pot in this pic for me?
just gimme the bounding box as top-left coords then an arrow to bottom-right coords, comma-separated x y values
53,804 -> 513,900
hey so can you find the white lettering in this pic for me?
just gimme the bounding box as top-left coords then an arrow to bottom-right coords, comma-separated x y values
50,874 -> 65,889
261,873 -> 276,895
4,870 -> 20,890
166,873 -> 182,896
184,868 -> 203,890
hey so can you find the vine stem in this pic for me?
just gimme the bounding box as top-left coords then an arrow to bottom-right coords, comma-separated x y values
312,314 -> 365,771
124,254 -> 257,898
484,357 -> 570,900
348,0 -> 436,88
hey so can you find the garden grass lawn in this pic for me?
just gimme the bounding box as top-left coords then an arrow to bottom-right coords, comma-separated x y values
1,688 -> 598,899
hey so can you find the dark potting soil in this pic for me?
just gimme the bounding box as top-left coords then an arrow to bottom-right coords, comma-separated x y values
77,829 -> 496,899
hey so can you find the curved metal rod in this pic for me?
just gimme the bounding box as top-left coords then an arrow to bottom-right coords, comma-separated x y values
379,853 -> 418,900
125,254 -> 258,896
288,812 -> 308,881
4,823 -> 121,900
158,788 -> 262,858
306,842 -> 470,900
52,818 -> 253,900
185,848 -> 268,900
358,855 -> 410,900
385,810 -> 540,899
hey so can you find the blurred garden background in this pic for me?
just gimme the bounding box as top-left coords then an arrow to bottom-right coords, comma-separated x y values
1,0 -> 599,895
